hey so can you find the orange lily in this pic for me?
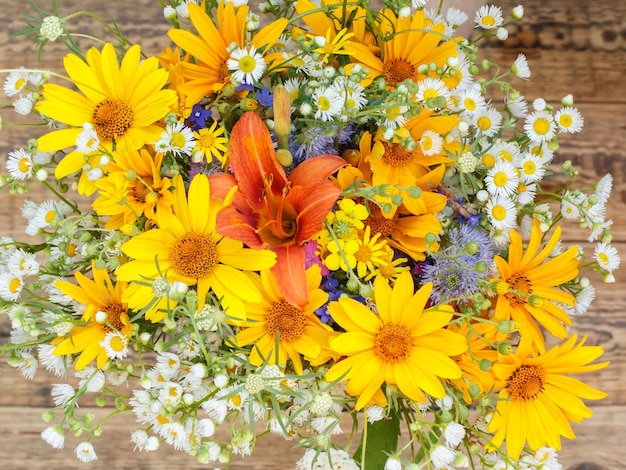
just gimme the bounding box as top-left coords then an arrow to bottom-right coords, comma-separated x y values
216,112 -> 345,307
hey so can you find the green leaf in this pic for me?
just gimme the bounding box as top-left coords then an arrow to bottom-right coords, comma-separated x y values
353,409 -> 401,470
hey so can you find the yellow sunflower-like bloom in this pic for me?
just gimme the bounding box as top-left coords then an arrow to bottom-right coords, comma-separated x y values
491,220 -> 580,353
35,43 -> 177,185
228,265 -> 335,374
167,1 -> 288,106
344,8 -> 457,87
53,261 -> 130,370
116,173 -> 277,322
92,148 -> 174,230
326,271 -> 467,409
488,334 -> 608,459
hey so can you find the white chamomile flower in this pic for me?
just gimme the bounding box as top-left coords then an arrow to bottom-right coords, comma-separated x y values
228,45 -> 266,84
416,77 -> 450,105
554,106 -> 584,133
75,442 -> 98,463
443,422 -> 466,447
594,242 -> 620,272
524,109 -> 556,142
75,123 -> 100,153
6,148 -> 33,180
486,196 -> 517,231
458,87 -> 486,116
474,106 -> 502,137
312,86 -> 343,121
446,52 -> 473,91
446,8 -> 468,30
107,369 -> 129,386
594,173 -> 613,204
331,76 -> 367,111
100,331 -> 129,360
430,444 -> 456,467
475,4 -> 504,30
0,271 -> 24,301
156,352 -> 181,379
506,93 -> 528,118
51,383 -> 76,407
38,344 -> 68,377
157,121 -> 195,156
419,129 -> 443,156
41,425 -> 65,450
573,284 -> 596,315
283,77 -> 304,103
13,94 -> 35,116
7,248 -> 39,276
76,366 -> 106,392
511,53 -> 531,79
4,68 -> 30,97
516,181 -> 537,205
516,151 -> 546,183
158,382 -> 184,406
485,161 -> 519,197
17,351 -> 38,380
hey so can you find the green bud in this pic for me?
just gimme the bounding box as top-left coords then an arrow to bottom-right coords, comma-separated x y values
42,409 -> 55,423
468,384 -> 481,398
95,395 -> 107,407
498,342 -> 513,355
439,410 -> 454,423
478,358 -> 492,371
464,242 -> 479,255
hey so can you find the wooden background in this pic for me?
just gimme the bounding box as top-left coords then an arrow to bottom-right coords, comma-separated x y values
0,1 -> 624,468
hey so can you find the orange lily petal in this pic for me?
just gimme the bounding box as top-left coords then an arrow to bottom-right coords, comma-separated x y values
272,244 -> 309,308
288,154 -> 346,187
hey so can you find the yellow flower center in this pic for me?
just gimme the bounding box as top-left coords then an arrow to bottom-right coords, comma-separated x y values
92,98 -> 134,142
598,252 -> 609,265
493,171 -> 508,187
481,16 -> 496,27
198,132 -> 216,150
559,114 -> 573,128
170,232 -> 218,279
170,132 -> 187,149
506,364 -> 546,400
354,245 -> 373,263
482,153 -> 495,168
384,58 -> 415,85
18,157 -> 31,173
101,302 -> 126,332
14,77 -> 26,91
382,142 -> 413,167
238,55 -> 256,73
266,301 -> 306,342
374,324 -> 412,362
317,96 -> 331,111
109,334 -> 126,352
423,88 -> 439,100
477,116 -> 492,131
504,273 -> 533,305
421,135 -> 433,151
9,277 -> 22,293
533,117 -> 551,135
491,204 -> 507,221
463,98 -> 477,111
523,160 -> 536,175
45,209 -> 57,224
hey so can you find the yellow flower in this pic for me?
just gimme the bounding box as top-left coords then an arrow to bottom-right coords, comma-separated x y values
326,272 -> 467,409
35,43 -> 177,182
352,225 -> 390,278
491,220 -> 580,352
167,1 -> 288,105
488,334 -> 608,459
116,173 -> 276,322
228,265 -> 334,374
193,120 -> 228,164
92,148 -> 174,230
53,261 -> 130,370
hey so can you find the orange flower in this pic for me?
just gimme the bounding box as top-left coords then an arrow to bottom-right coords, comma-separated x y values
216,112 -> 345,307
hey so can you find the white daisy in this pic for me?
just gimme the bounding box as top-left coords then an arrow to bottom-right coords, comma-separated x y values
516,151 -> 546,183
474,106 -> 503,137
594,173 -> 613,203
330,76 -> 367,112
446,8 -> 468,30
524,109 -> 556,142
516,181 -> 537,205
588,219 -> 613,243
311,86 -> 343,121
443,422 -> 466,447
416,77 -> 450,106
228,45 -> 266,84
493,140 -> 521,163
38,344 -> 68,377
75,123 -> 100,153
156,352 -> 182,380
554,106 -> 584,133
6,148 -> 33,180
158,382 -> 184,407
100,331 -> 129,360
382,104 -> 409,129
283,77 -> 304,104
13,94 -> 35,116
156,121 -> 195,156
0,271 -> 24,301
419,129 -> 444,156
458,87 -> 486,116
76,366 -> 106,392
7,248 -> 39,276
41,425 -> 65,450
3,68 -> 30,97
506,93 -> 528,118
475,5 -> 504,29
574,284 -> 596,315
511,53 -> 531,79
107,369 -> 129,386
485,161 -> 519,197
17,351 -> 38,380
430,445 -> 456,468
560,190 -> 584,219
594,242 -> 620,272
446,52 -> 473,91
75,442 -> 98,463
51,383 -> 76,407
485,196 -> 517,231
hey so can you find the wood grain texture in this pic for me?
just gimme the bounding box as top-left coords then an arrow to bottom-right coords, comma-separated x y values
1,1 -> 625,469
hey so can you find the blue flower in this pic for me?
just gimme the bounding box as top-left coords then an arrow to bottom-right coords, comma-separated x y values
187,104 -> 211,130
256,87 -> 273,107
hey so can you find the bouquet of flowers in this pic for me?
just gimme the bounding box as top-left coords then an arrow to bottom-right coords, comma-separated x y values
0,0 -> 620,468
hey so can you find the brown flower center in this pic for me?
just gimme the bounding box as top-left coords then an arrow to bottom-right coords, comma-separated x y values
266,301 -> 306,342
381,142 -> 414,167
383,58 -> 416,85
364,203 -> 399,237
374,324 -> 412,362
170,232 -> 218,279
92,98 -> 134,142
129,175 -> 154,204
505,273 -> 533,305
506,364 -> 546,400
101,302 -> 126,332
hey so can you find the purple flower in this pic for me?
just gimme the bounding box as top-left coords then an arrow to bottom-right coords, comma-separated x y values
187,104 -> 211,130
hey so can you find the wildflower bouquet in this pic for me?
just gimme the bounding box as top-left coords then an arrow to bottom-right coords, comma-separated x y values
0,0 -> 620,468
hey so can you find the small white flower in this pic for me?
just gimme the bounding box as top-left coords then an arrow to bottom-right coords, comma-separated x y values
458,87 -> 486,116
532,97 -> 547,111
512,5 -> 525,19
516,151 -> 547,183
158,382 -> 184,406
75,442 -> 98,462
524,110 -> 556,142
506,93 -> 528,118
474,106 -> 503,137
554,106 -> 584,133
51,383 -> 76,406
13,94 -> 35,116
430,444 -> 456,468
41,425 -> 65,449
486,196 -> 518,231
366,404 -> 386,423
497,27 -> 509,41
156,352 -> 181,379
76,366 -> 106,392
38,344 -> 68,377
17,351 -> 38,380
384,455 -> 402,470
100,331 -> 129,360
419,129 -> 443,156
475,5 -> 504,30
6,148 -> 33,180
512,53 -> 531,79
0,272 -> 24,301
8,248 -> 40,276
40,16 -> 65,41
416,77 -> 450,104
485,161 -> 519,197
594,173 -> 613,203
160,422 -> 189,451
228,45 -> 266,84
594,242 -> 620,272
312,86 -> 344,121
75,123 -> 100,153
4,68 -> 30,97
131,429 -> 150,451
444,422 -> 466,447
157,121 -> 195,156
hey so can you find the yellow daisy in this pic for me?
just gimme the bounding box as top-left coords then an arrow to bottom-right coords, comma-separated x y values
228,265 -> 334,374
92,148 -> 175,230
115,173 -> 277,322
491,220 -> 580,353
193,120 -> 228,164
326,272 -> 467,409
167,1 -> 288,106
53,261 -> 130,370
488,334 -> 608,459
36,43 -> 177,180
